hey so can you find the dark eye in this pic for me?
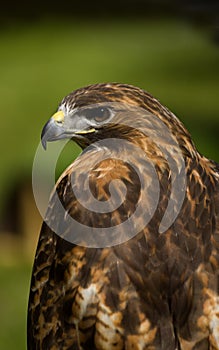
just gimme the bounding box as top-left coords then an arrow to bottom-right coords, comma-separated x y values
84,107 -> 112,123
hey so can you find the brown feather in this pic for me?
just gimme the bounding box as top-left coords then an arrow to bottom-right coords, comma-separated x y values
28,83 -> 219,349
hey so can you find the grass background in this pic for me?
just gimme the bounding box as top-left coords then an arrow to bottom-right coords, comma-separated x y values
0,17 -> 218,349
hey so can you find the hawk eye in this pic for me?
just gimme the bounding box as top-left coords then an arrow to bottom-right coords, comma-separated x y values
84,107 -> 112,123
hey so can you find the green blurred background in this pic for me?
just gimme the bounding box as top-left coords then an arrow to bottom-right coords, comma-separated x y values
0,2 -> 219,348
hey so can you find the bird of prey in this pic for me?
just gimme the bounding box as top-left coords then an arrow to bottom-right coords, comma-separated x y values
27,83 -> 219,350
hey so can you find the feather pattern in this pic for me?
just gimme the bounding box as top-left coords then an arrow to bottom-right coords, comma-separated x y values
28,83 -> 219,349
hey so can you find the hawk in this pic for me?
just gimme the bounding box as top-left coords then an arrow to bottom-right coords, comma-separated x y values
27,83 -> 219,349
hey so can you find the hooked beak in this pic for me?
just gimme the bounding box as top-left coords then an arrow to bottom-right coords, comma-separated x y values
41,110 -> 96,150
41,111 -> 66,150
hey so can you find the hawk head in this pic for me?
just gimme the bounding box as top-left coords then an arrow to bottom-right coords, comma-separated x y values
41,82 -> 195,157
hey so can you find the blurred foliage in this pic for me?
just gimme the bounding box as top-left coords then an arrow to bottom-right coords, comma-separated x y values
1,0 -> 218,42
0,264 -> 30,350
0,17 -> 218,349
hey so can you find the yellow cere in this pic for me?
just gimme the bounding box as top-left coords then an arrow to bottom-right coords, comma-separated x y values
52,110 -> 65,123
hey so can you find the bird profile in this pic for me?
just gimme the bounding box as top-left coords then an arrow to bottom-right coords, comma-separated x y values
28,83 -> 219,350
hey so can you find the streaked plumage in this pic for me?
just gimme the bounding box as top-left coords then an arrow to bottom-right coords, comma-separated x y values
28,83 -> 219,349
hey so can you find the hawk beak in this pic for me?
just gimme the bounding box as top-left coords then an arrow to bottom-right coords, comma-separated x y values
41,111 -> 65,150
41,110 -> 96,150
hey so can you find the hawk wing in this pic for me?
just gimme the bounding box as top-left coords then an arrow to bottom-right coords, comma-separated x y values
28,148 -> 219,350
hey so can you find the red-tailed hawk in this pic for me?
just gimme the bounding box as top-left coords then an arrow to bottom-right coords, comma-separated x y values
27,83 -> 219,349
